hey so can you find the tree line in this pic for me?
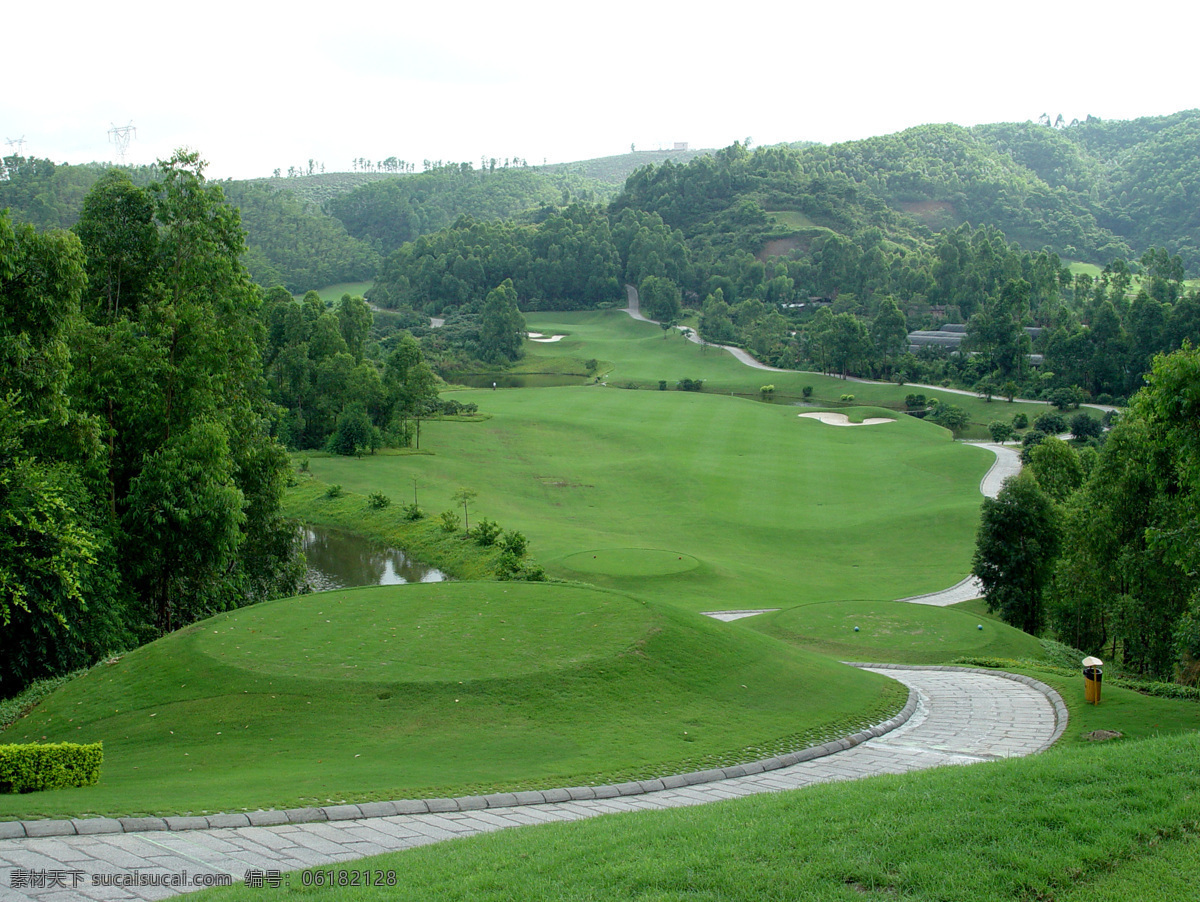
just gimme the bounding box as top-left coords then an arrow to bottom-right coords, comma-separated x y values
1,154 -> 302,694
974,345 -> 1200,683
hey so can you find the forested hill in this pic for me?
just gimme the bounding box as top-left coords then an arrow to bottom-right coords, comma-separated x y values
795,112 -> 1200,271
0,158 -> 378,292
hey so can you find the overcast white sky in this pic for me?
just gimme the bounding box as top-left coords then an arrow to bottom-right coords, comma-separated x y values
5,0 -> 1197,180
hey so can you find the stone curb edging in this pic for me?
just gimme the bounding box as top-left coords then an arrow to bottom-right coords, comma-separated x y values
0,670 -> 921,840
844,662 -> 1069,752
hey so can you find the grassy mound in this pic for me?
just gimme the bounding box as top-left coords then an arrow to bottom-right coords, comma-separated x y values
747,599 -> 1048,665
0,583 -> 904,819
194,732 -> 1200,902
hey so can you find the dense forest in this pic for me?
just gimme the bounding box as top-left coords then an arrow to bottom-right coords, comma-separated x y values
1,155 -> 304,692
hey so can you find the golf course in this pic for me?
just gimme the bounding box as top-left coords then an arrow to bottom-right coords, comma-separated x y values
2,308 -> 1050,819
7,308 -> 1200,902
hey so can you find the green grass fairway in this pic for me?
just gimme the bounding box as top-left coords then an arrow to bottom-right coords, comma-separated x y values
303,390 -> 992,612
0,582 -> 904,819
560,549 -> 701,577
510,309 -> 1068,439
193,732 -> 1200,902
299,281 -> 374,303
746,599 -> 1047,664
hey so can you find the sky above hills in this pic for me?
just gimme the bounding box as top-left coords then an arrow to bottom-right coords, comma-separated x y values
7,0 -> 1198,180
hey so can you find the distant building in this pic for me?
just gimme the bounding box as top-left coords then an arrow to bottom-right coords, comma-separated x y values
673,142 -> 689,151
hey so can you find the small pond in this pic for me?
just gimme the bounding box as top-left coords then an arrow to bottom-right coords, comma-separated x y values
300,524 -> 446,591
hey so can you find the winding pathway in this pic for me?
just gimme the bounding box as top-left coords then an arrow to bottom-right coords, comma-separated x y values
0,666 -> 1064,901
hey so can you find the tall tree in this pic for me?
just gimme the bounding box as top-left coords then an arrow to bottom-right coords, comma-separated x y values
478,279 -> 525,364
972,472 -> 1060,635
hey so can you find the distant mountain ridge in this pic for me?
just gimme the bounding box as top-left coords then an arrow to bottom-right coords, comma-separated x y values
3,110 -> 1199,288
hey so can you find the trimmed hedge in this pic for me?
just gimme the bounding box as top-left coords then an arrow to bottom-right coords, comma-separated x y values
0,742 -> 103,793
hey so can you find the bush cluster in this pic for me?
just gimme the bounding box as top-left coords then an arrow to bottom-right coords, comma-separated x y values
0,742 -> 103,793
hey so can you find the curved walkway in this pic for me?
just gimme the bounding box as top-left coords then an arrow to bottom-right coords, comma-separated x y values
0,665 -> 1063,901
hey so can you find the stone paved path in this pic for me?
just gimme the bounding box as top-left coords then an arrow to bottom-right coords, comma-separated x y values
0,666 -> 1064,902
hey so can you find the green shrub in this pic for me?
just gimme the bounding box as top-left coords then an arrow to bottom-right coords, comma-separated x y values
473,518 -> 502,546
498,529 -> 528,558
988,421 -> 1015,443
439,509 -> 461,533
0,742 -> 103,793
325,484 -> 343,499
839,393 -> 855,402
1012,412 -> 1029,430
367,491 -> 391,510
1034,411 -> 1067,435
1070,412 -> 1102,441
402,502 -> 424,521
802,386 -> 813,398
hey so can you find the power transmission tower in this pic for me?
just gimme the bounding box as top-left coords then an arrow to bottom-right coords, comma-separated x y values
4,135 -> 27,157
108,122 -> 136,164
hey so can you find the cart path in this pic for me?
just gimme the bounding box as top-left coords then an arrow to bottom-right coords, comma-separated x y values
0,666 -> 1064,901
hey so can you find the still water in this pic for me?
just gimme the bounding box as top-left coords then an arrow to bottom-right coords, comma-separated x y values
300,524 -> 446,591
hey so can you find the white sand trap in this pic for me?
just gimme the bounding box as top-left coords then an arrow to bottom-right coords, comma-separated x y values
531,334 -> 565,343
526,332 -> 544,338
701,609 -> 779,621
798,412 -> 895,426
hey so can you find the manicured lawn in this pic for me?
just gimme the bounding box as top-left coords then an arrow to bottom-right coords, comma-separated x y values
301,390 -> 993,612
511,309 -> 1071,439
298,281 -> 374,303
0,583 -> 903,819
193,731 -> 1200,902
746,599 -> 1047,665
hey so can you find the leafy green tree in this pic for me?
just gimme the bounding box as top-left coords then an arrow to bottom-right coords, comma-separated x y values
973,471 -> 1060,634
987,421 -> 1015,443
870,298 -> 908,374
930,403 -> 970,436
336,294 -> 373,363
1069,412 -> 1102,442
68,151 -> 302,636
1027,437 -> 1084,503
479,279 -> 525,364
73,170 -> 157,321
639,275 -> 682,321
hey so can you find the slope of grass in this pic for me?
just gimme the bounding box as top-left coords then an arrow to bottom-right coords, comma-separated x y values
747,599 -> 1048,665
0,583 -> 902,820
300,390 -> 992,612
193,731 -> 1200,902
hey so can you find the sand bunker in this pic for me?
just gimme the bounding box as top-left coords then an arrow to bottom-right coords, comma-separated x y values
526,332 -> 566,343
798,412 -> 895,426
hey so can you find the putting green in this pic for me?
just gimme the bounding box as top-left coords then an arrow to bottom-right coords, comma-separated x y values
559,549 -> 701,577
196,583 -> 654,682
748,599 -> 1046,665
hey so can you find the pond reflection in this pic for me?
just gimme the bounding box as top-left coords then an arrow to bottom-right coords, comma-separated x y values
300,524 -> 446,591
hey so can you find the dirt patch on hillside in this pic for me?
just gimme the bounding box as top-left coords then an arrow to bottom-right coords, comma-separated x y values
760,237 -> 809,260
899,200 -> 959,231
